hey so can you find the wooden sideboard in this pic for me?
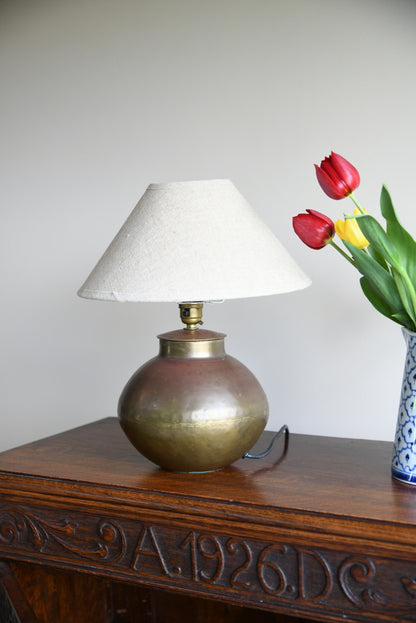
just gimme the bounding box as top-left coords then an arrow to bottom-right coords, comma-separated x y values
0,417 -> 416,623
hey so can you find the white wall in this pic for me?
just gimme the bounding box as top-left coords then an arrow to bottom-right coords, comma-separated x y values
2,0 -> 416,451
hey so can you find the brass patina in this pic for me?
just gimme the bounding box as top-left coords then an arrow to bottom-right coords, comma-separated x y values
118,303 -> 268,472
179,302 -> 203,330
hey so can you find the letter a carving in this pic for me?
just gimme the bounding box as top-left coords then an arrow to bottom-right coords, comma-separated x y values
131,527 -> 170,577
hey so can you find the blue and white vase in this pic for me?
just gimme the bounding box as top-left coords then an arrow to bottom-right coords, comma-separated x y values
392,328 -> 416,484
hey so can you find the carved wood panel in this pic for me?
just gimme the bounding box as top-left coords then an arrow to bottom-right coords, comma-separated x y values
1,503 -> 416,622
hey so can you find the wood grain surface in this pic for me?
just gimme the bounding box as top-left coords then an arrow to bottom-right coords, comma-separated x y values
0,418 -> 415,623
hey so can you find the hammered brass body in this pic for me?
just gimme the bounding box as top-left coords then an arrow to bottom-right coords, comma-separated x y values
118,329 -> 268,472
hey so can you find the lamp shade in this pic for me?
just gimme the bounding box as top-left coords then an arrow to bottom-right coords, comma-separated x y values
78,179 -> 310,302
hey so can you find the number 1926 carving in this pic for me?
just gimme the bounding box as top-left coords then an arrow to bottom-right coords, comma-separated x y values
128,522 -> 415,618
1,504 -> 416,621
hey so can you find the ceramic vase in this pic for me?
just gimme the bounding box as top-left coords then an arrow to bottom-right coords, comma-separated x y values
392,328 -> 416,484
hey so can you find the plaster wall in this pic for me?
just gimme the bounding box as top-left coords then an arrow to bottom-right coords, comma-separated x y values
1,0 -> 416,450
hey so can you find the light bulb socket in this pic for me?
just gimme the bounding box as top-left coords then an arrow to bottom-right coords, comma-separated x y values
179,302 -> 204,329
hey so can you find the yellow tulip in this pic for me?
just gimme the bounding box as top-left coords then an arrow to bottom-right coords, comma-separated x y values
334,208 -> 369,249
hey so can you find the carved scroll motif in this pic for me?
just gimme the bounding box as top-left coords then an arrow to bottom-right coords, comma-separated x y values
2,502 -> 416,621
0,506 -> 126,562
401,576 -> 416,598
339,556 -> 387,607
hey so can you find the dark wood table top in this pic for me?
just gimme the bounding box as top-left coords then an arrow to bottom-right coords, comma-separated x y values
0,417 -> 414,536
2,418 -> 416,623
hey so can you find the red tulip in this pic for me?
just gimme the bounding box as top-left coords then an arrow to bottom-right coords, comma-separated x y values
292,209 -> 335,249
315,151 -> 360,200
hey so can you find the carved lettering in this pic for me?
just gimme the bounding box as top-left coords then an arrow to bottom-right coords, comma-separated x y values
227,538 -> 253,589
180,532 -> 198,581
2,503 -> 416,621
257,544 -> 289,595
198,535 -> 224,584
131,527 -> 170,577
297,548 -> 333,602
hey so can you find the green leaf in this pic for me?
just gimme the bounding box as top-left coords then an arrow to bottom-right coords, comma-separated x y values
377,185 -> 416,321
343,240 -> 405,312
360,276 -> 395,317
380,185 -> 416,284
392,268 -> 416,327
360,276 -> 413,329
380,185 -> 399,223
366,243 -> 390,271
354,214 -> 402,269
391,312 -> 415,329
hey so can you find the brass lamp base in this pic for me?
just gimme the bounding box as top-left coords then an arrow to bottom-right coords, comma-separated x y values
118,305 -> 268,472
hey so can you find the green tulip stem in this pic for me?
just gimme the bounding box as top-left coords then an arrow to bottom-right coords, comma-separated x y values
348,192 -> 366,215
328,240 -> 356,266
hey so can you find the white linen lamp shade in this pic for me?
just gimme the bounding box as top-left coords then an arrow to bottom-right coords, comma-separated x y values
78,179 -> 310,472
77,179 -> 310,303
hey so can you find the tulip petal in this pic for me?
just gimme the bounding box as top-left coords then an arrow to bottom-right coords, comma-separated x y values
293,211 -> 334,249
343,217 -> 368,249
320,158 -> 341,183
314,164 -> 346,200
315,152 -> 360,199
329,151 -> 360,191
334,219 -> 346,239
306,209 -> 334,227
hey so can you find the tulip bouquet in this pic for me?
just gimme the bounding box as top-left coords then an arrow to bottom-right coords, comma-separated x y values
293,152 -> 416,332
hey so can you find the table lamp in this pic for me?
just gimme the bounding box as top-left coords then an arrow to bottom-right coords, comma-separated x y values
78,179 -> 310,472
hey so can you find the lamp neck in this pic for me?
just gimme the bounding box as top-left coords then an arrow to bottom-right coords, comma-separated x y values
158,330 -> 226,359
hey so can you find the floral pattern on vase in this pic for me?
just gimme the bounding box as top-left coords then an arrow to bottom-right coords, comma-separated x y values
392,328 -> 416,484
